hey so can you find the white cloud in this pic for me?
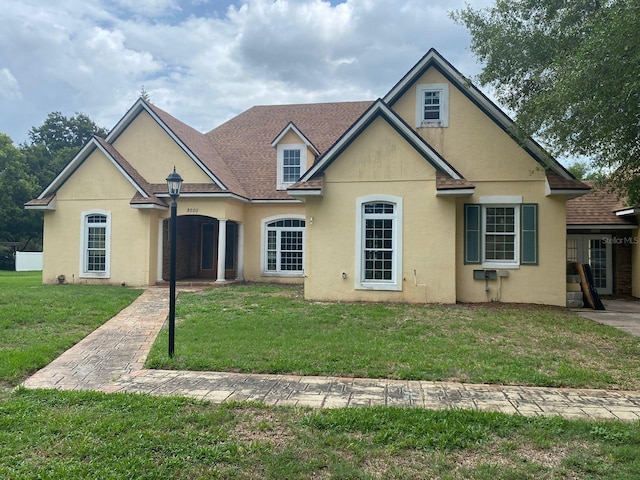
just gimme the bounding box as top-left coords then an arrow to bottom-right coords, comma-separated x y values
0,0 -> 494,144
0,68 -> 22,100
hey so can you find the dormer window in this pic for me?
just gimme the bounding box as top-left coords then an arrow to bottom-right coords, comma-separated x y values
416,84 -> 449,127
277,144 -> 306,190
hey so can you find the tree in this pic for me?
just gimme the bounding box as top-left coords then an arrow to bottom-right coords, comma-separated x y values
23,112 -> 108,191
567,160 -> 605,182
0,112 -> 108,252
452,0 -> 640,203
140,86 -> 151,102
0,134 -> 41,250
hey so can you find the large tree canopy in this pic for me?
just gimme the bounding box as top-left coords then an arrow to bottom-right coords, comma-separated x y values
453,0 -> 640,203
0,112 -> 107,253
0,134 -> 41,250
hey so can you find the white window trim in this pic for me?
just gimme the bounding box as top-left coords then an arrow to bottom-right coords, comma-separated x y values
355,195 -> 403,291
79,209 -> 111,278
415,83 -> 449,128
481,204 -> 520,269
260,214 -> 306,277
276,144 -> 307,190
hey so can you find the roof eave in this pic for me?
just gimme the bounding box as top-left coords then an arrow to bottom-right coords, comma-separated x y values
436,188 -> 475,197
616,208 -> 640,217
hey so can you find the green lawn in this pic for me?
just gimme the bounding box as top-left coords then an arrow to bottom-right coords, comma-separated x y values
1,388 -> 639,479
147,283 -> 640,390
0,271 -> 142,387
1,273 -> 639,478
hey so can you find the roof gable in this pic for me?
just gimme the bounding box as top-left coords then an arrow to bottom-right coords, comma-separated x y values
107,99 -> 232,192
298,99 -> 467,183
271,121 -> 320,156
384,48 -> 575,181
28,136 -> 167,210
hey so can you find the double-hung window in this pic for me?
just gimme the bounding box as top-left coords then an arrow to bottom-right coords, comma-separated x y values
80,210 -> 111,278
355,195 -> 403,290
464,198 -> 538,268
484,206 -> 517,263
415,84 -> 449,127
262,216 -> 305,275
276,144 -> 306,189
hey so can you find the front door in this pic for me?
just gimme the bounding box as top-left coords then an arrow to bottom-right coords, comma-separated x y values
567,234 -> 613,295
200,223 -> 217,278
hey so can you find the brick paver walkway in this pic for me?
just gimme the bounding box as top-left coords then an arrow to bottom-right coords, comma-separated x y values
22,288 -> 640,421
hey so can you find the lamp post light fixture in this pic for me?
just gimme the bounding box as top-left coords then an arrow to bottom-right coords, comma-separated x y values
166,167 -> 183,358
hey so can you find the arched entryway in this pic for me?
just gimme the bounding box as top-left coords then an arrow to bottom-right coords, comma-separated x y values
161,215 -> 242,282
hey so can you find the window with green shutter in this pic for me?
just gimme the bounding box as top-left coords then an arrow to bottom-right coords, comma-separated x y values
463,202 -> 538,266
464,204 -> 481,264
520,204 -> 538,265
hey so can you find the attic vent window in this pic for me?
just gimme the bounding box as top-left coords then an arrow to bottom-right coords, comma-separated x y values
416,84 -> 449,127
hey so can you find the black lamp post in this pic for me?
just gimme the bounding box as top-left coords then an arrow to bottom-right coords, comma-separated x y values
166,167 -> 183,358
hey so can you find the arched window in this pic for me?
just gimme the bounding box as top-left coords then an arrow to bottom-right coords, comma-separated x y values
262,216 -> 305,275
80,210 -> 111,278
355,196 -> 402,290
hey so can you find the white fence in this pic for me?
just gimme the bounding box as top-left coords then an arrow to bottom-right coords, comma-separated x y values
15,251 -> 43,271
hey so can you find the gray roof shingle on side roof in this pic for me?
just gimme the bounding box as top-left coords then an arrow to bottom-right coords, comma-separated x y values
566,182 -> 637,226
206,101 -> 373,200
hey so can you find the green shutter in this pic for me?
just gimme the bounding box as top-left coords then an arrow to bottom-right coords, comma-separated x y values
521,204 -> 538,265
464,204 -> 481,264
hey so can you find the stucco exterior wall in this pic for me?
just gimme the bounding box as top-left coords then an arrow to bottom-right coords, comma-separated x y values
455,184 -> 567,306
391,68 -> 546,183
242,203 -> 306,284
390,67 -> 565,306
112,110 -> 212,185
42,149 -> 157,286
303,116 -> 457,303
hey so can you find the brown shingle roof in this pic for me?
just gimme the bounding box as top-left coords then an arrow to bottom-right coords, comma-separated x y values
145,101 -> 249,198
206,101 -> 373,200
566,182 -> 637,226
546,170 -> 590,191
435,170 -> 475,190
24,194 -> 55,208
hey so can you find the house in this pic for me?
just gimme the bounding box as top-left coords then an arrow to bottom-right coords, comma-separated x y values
27,48 -> 597,306
566,185 -> 639,297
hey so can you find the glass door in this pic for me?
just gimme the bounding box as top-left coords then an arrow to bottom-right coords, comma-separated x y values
566,234 -> 612,295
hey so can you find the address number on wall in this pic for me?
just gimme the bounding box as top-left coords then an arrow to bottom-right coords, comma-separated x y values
187,208 -> 199,213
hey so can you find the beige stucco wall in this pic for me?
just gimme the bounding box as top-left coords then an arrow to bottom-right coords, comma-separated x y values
304,116 -> 457,303
112,110 -> 212,185
242,203 -> 306,283
42,148 -> 159,286
389,66 -> 566,306
455,185 -> 567,306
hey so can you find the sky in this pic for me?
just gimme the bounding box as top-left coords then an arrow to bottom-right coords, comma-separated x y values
0,0 -> 495,146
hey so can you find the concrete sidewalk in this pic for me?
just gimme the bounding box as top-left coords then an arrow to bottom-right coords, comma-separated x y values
575,299 -> 640,337
22,288 -> 640,421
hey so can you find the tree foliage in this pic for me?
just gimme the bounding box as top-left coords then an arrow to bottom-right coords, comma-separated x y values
0,112 -> 107,252
0,134 -> 41,250
453,0 -> 640,203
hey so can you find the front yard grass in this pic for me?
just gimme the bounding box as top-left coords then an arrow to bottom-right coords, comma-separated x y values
1,388 -> 639,479
0,271 -> 142,388
1,273 -> 639,478
147,283 -> 640,390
